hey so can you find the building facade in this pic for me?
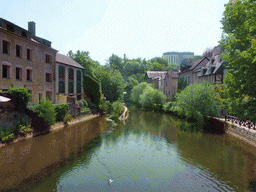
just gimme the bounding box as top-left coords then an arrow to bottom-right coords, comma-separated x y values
178,45 -> 227,85
146,71 -> 178,100
0,18 -> 58,104
163,52 -> 194,65
55,53 -> 84,103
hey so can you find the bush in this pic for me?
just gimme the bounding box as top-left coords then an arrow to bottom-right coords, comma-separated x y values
83,75 -> 102,106
130,82 -> 151,106
31,99 -> 56,125
139,86 -> 166,110
54,103 -> 69,122
8,87 -> 31,112
163,101 -> 173,113
174,81 -> 221,117
111,100 -> 124,120
63,113 -> 73,124
82,100 -> 88,108
0,127 -> 15,143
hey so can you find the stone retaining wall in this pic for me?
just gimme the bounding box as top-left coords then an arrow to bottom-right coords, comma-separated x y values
217,117 -> 256,147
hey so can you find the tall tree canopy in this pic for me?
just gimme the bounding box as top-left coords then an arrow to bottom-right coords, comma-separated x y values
220,0 -> 256,121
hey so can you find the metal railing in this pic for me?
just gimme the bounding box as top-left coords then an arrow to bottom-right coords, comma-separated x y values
225,114 -> 256,130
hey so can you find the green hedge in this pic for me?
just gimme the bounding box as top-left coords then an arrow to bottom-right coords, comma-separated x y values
8,87 -> 31,112
83,75 -> 102,107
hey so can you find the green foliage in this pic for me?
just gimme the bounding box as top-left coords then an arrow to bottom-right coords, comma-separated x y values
163,101 -> 174,113
19,125 -> 33,135
72,50 -> 99,77
111,100 -> 124,120
31,99 -> 56,125
83,75 -> 102,106
175,81 -> 221,117
124,76 -> 139,102
94,66 -> 126,102
54,103 -> 69,122
130,82 -> 151,106
108,54 -> 123,70
177,76 -> 189,92
147,62 -> 164,71
98,98 -> 107,114
13,113 -> 30,133
63,113 -> 73,124
8,87 -> 31,112
150,57 -> 168,67
220,0 -> 256,120
0,127 -> 15,143
82,100 -> 88,108
139,86 -> 166,110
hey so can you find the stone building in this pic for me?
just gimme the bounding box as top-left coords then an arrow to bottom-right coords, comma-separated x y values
0,18 -> 57,104
55,53 -> 84,103
146,71 -> 178,100
178,45 -> 227,85
163,52 -> 194,65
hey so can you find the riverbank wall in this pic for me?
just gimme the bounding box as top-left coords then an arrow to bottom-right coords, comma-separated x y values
215,117 -> 256,148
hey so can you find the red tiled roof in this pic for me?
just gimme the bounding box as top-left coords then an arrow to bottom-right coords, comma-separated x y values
56,53 -> 84,69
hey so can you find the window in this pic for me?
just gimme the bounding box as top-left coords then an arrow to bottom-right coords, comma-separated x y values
68,81 -> 74,94
2,65 -> 10,78
77,70 -> 82,94
77,95 -> 81,101
16,67 -> 22,80
68,68 -> 74,80
3,40 -> 10,54
6,24 -> 14,32
27,69 -> 32,81
46,73 -> 52,82
22,31 -> 27,38
27,49 -> 31,60
58,81 -> 65,93
59,65 -> 65,79
16,45 -> 22,57
46,91 -> 52,101
45,54 -> 51,64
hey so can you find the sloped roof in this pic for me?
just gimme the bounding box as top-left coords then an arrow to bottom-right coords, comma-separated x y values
147,71 -> 178,80
56,53 -> 84,69
189,57 -> 209,71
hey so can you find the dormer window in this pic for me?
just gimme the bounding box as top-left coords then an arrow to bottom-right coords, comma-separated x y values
6,24 -> 14,32
22,31 -> 27,38
210,59 -> 215,64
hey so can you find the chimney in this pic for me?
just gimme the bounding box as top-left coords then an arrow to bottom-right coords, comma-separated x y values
28,21 -> 36,36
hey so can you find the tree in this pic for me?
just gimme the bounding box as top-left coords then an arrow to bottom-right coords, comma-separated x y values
130,82 -> 151,106
150,57 -> 168,67
94,65 -> 126,102
220,0 -> 256,121
175,81 -> 221,117
8,87 -> 31,113
72,50 -> 99,77
147,61 -> 164,71
108,54 -> 123,71
139,86 -> 166,110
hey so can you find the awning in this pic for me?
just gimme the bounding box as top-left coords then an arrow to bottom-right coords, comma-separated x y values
0,96 -> 11,102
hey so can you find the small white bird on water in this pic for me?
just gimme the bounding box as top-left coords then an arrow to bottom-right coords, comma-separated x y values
108,178 -> 113,184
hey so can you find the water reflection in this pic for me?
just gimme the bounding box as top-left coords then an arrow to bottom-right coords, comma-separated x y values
1,109 -> 256,191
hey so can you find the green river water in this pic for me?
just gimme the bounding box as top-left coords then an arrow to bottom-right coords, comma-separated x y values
1,109 -> 256,191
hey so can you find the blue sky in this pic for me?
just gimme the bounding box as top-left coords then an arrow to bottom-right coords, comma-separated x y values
2,0 -> 229,65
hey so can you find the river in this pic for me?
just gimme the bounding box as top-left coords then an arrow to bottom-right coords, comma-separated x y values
1,109 -> 256,191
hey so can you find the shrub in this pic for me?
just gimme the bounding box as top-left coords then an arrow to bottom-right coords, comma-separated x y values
8,87 -> 31,112
82,100 -> 88,108
13,112 -> 30,134
111,100 -> 124,120
63,113 -> 73,124
83,75 -> 102,106
139,86 -> 166,110
0,127 -> 15,143
163,101 -> 173,113
130,82 -> 151,106
174,81 -> 221,117
54,103 -> 69,122
31,99 -> 56,125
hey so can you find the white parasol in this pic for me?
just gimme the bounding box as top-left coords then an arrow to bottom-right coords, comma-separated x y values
0,96 -> 11,102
